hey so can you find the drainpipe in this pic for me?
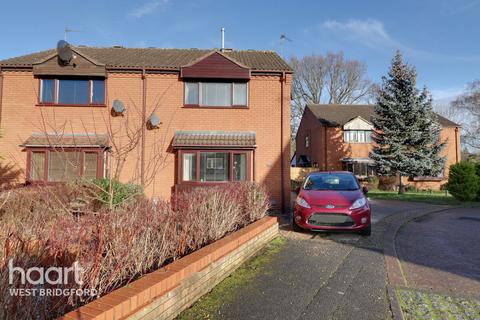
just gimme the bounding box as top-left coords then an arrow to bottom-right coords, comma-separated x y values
141,68 -> 147,185
253,149 -> 256,182
324,126 -> 328,170
454,127 -> 459,163
0,70 -> 3,126
280,72 -> 286,213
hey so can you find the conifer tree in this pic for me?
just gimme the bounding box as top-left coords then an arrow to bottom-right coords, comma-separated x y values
371,51 -> 445,194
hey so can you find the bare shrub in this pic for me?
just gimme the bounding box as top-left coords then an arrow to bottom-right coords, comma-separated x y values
0,182 -> 269,319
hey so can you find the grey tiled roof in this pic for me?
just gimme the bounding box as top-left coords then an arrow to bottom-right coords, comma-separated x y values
172,131 -> 256,148
307,104 -> 460,128
0,47 -> 292,72
22,133 -> 109,147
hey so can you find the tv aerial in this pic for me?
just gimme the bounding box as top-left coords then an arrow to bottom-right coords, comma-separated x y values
64,28 -> 81,41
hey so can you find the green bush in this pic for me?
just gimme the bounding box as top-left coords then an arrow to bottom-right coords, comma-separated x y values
475,162 -> 480,200
90,179 -> 144,208
446,163 -> 479,201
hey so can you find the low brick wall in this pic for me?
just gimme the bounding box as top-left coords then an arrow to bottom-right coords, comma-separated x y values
61,216 -> 279,320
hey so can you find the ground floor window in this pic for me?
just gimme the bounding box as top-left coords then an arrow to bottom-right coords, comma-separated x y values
342,161 -> 375,177
179,150 -> 251,183
27,148 -> 105,183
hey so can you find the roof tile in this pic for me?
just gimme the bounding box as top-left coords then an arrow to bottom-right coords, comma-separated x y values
0,47 -> 292,72
172,131 -> 256,148
307,104 -> 460,128
22,133 -> 109,147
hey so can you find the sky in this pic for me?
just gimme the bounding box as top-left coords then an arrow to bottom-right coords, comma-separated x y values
0,0 -> 479,102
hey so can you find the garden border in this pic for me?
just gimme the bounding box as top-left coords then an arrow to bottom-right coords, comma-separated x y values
60,216 -> 279,320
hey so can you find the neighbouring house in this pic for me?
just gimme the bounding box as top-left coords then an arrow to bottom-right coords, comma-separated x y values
0,45 -> 292,211
295,104 -> 461,190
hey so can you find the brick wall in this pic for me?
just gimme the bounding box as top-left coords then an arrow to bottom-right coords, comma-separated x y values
61,216 -> 279,320
0,71 -> 291,210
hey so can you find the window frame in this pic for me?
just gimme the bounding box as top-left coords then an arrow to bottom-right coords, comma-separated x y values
183,81 -> 249,108
343,130 -> 372,144
26,147 -> 106,183
37,77 -> 107,107
342,161 -> 376,178
178,149 -> 252,184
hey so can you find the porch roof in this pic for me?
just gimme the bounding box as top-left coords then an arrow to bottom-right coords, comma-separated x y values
341,157 -> 374,163
172,131 -> 256,149
22,133 -> 109,148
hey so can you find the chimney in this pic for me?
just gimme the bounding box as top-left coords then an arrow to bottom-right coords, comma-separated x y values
221,27 -> 225,52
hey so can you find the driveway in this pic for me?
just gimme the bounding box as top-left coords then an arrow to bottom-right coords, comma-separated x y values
215,200 -> 443,320
396,207 -> 480,297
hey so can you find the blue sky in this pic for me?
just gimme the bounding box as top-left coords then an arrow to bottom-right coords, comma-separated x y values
1,0 -> 479,101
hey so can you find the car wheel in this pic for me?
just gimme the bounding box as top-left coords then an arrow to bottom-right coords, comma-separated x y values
358,224 -> 371,236
292,219 -> 303,232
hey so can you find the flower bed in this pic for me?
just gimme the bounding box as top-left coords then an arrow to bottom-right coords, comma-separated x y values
0,182 -> 269,319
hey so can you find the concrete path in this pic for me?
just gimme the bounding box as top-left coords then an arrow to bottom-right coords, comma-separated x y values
215,200 -> 440,320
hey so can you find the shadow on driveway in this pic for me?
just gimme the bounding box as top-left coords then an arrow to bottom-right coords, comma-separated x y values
215,200 -> 479,320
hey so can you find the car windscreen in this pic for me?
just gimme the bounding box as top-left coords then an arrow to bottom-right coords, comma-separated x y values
303,173 -> 360,191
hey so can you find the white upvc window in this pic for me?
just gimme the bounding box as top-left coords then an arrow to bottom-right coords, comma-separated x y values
184,82 -> 248,107
343,130 -> 372,143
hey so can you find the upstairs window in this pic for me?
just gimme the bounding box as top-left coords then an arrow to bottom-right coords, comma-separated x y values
343,130 -> 372,143
40,78 -> 105,105
184,82 -> 248,107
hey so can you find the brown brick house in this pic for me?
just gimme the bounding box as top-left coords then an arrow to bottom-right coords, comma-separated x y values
0,45 -> 292,211
295,104 -> 461,189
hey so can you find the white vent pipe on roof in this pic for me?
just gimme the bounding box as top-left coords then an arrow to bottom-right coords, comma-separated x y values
221,27 -> 225,52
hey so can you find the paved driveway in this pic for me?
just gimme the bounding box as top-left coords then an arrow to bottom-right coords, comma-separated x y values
215,200 -> 439,320
396,207 -> 480,297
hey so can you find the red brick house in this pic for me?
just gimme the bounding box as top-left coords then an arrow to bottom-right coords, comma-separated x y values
295,104 -> 461,189
0,45 -> 292,211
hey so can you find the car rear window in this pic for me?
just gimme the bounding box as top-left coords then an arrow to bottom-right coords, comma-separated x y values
303,173 -> 360,191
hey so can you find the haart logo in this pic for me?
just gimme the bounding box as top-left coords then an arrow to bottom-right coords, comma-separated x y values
8,260 -> 83,286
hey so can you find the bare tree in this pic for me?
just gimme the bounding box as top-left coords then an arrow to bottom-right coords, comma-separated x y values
451,80 -> 480,149
290,52 -> 373,136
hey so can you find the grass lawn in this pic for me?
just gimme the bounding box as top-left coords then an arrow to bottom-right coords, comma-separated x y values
177,236 -> 287,320
368,190 -> 480,206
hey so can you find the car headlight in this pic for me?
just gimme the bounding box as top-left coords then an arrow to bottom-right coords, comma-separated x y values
296,196 -> 311,209
350,197 -> 367,210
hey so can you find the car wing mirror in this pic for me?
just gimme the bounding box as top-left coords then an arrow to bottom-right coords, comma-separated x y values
362,186 -> 369,195
295,186 -> 301,194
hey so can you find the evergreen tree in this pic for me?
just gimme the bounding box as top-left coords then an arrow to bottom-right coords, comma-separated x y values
371,51 -> 445,194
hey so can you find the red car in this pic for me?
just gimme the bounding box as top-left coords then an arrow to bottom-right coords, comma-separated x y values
293,171 -> 371,236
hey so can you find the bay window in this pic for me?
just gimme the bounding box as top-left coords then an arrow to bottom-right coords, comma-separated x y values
39,78 -> 105,105
184,82 -> 248,107
180,150 -> 251,183
27,149 -> 105,183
